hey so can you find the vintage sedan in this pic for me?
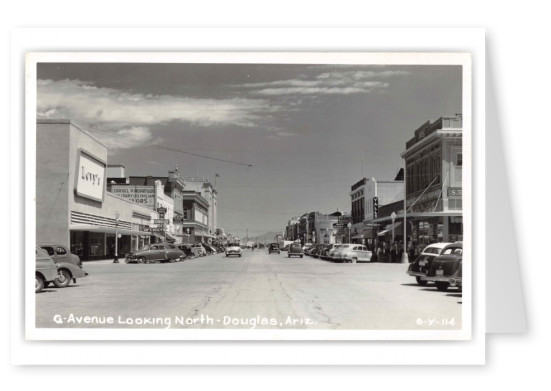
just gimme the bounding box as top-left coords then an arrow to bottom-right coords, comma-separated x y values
425,242 -> 463,291
125,243 -> 185,264
36,246 -> 58,293
268,243 -> 280,254
333,244 -> 372,263
287,242 -> 303,258
225,244 -> 242,257
407,242 -> 452,286
38,244 -> 88,288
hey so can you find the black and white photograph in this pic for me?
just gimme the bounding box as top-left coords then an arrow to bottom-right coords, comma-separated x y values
27,52 -> 471,340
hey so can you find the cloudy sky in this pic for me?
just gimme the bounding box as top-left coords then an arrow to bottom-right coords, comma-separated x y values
37,62 -> 462,238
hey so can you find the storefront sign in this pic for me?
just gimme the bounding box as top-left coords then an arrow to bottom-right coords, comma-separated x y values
447,187 -> 462,198
75,150 -> 106,202
111,185 -> 155,208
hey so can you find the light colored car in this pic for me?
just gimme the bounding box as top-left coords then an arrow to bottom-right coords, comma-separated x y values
125,243 -> 185,264
333,244 -> 372,263
36,246 -> 58,293
407,242 -> 452,286
191,243 -> 207,257
225,245 -> 242,258
38,244 -> 88,288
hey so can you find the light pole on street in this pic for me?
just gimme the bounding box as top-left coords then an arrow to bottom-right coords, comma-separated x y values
347,222 -> 352,243
113,210 -> 120,263
391,211 -> 396,244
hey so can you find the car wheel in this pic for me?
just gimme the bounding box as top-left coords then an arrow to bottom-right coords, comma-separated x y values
124,258 -> 130,264
416,276 -> 428,286
300,255 -> 303,258
137,257 -> 146,264
54,269 -> 71,288
43,281 -> 50,288
351,257 -> 357,264
35,275 -> 44,293
435,282 -> 450,291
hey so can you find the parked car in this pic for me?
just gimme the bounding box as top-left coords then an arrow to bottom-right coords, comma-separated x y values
176,244 -> 196,259
310,244 -> 326,258
302,243 -> 313,252
225,245 -> 242,257
425,242 -> 463,291
203,244 -> 216,255
327,244 -> 344,260
406,242 -> 452,286
191,243 -> 207,257
319,244 -> 336,260
38,244 -> 88,288
287,242 -> 303,258
268,243 -> 280,254
36,246 -> 58,293
125,243 -> 185,264
333,244 -> 372,263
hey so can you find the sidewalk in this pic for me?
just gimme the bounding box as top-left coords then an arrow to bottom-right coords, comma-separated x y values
82,258 -> 125,265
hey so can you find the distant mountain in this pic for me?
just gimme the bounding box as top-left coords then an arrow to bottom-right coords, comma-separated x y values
250,231 -> 283,244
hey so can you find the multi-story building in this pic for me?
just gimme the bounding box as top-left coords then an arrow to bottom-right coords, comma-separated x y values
36,119 -> 159,260
350,175 -> 403,244
183,176 -> 218,241
369,114 -> 463,248
401,114 -> 463,244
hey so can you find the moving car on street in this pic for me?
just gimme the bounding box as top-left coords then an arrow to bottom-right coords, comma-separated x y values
425,242 -> 463,291
36,246 -> 58,293
225,244 -> 242,257
125,243 -> 185,264
268,243 -> 281,254
287,242 -> 303,258
38,244 -> 88,288
407,242 -> 452,286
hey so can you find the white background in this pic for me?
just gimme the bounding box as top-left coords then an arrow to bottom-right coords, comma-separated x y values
2,0 -> 547,389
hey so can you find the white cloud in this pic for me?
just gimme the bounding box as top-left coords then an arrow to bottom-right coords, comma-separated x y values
93,126 -> 164,150
238,69 -> 409,96
37,79 -> 276,129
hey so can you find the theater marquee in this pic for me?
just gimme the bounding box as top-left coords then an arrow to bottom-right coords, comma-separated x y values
75,149 -> 106,203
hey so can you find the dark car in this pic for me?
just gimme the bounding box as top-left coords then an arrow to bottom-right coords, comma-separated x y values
407,242 -> 452,286
176,244 -> 196,259
287,243 -> 303,258
310,244 -> 325,258
38,243 -> 88,288
425,242 -> 463,291
319,244 -> 335,260
268,243 -> 280,254
125,243 -> 185,264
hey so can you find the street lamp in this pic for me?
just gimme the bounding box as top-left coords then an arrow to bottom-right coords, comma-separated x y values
347,222 -> 352,243
113,210 -> 120,263
391,211 -> 396,244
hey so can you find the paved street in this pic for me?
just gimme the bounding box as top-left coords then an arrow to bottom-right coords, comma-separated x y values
36,250 -> 462,330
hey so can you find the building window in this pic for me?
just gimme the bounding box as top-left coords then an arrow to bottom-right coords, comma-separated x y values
457,153 -> 462,167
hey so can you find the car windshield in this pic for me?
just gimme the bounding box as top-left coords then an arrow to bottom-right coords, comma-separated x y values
423,247 -> 442,254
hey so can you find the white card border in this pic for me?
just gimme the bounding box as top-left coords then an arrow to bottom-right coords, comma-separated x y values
10,28 -> 485,365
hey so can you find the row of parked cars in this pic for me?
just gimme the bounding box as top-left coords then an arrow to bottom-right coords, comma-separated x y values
407,242 -> 463,291
35,244 -> 88,293
302,243 -> 373,263
125,242 -> 226,264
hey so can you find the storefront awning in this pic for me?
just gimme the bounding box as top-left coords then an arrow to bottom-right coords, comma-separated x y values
377,222 -> 403,236
70,224 -> 154,236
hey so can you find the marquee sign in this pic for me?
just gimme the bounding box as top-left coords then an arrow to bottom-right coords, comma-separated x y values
75,149 -> 106,203
111,185 -> 155,209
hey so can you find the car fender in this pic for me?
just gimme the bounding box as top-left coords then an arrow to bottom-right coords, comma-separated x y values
55,262 -> 87,279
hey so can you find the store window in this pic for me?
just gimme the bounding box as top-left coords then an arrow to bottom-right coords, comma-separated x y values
89,232 -> 105,256
70,231 -> 84,256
